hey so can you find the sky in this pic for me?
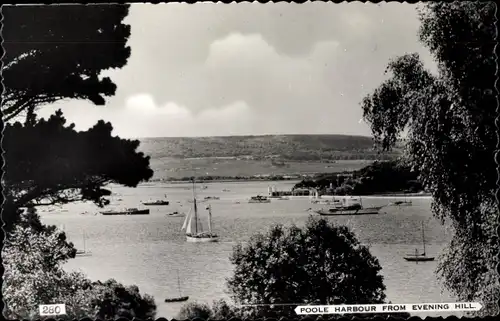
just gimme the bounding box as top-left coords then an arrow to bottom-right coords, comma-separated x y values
38,2 -> 437,138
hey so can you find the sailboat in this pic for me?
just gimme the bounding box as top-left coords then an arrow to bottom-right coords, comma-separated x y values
75,231 -> 92,256
165,271 -> 189,303
181,180 -> 219,243
403,222 -> 434,262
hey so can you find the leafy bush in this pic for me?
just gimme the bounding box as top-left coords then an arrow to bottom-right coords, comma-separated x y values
177,302 -> 213,320
226,217 -> 387,318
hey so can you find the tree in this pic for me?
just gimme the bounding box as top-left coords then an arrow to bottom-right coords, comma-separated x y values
2,210 -> 157,320
3,110 -> 154,232
361,2 -> 497,315
177,300 -> 243,320
177,302 -> 213,320
227,217 -> 387,318
2,4 -> 158,320
2,4 -> 131,122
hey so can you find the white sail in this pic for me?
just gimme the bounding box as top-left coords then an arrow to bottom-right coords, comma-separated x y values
185,213 -> 193,234
181,208 -> 191,230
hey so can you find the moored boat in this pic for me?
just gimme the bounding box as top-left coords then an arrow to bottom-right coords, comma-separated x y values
403,222 -> 435,262
248,195 -> 271,203
314,207 -> 383,216
166,211 -> 185,217
311,199 -> 342,205
143,200 -> 169,206
314,196 -> 383,216
142,194 -> 169,206
100,208 -> 150,215
204,196 -> 220,200
165,271 -> 189,303
75,231 -> 92,256
389,200 -> 412,206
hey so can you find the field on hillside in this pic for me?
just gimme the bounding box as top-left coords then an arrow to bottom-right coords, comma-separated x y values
148,158 -> 372,181
138,134 -> 402,161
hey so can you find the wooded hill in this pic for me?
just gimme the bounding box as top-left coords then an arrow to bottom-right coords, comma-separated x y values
139,134 -> 403,161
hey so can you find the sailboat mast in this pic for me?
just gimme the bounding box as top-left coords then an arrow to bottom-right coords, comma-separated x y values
83,231 -> 86,252
422,221 -> 426,255
177,270 -> 182,295
192,179 -> 198,234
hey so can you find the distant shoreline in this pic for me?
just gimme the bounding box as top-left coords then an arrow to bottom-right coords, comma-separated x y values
138,179 -> 431,198
150,178 -> 299,184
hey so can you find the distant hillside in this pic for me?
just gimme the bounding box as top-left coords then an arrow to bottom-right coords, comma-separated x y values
138,135 -> 402,161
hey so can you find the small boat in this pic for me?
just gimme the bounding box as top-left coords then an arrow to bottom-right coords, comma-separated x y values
404,222 -> 435,262
389,200 -> 412,206
75,231 -> 92,256
181,181 -> 219,243
142,195 -> 170,206
389,196 -> 412,207
100,208 -> 150,215
57,226 -> 91,257
143,200 -> 169,206
164,296 -> 189,303
165,271 -> 189,303
222,189 -> 231,192
310,190 -> 341,205
314,206 -> 383,216
166,211 -> 185,218
204,196 -> 220,200
311,199 -> 342,205
314,197 -> 382,216
248,195 -> 271,203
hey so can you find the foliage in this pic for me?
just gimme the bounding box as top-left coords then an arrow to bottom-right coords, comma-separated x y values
177,302 -> 213,320
294,161 -> 423,195
2,4 -> 158,320
177,300 -> 244,320
226,217 -> 387,318
2,210 -> 157,320
2,110 -> 153,231
361,2 -> 497,315
2,4 -> 131,122
88,279 -> 157,320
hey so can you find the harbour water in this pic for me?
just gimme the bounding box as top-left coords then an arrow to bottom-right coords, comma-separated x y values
39,180 -> 458,318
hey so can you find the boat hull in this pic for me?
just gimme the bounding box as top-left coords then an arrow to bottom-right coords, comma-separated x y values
389,201 -> 412,206
186,234 -> 219,242
101,209 -> 150,215
75,252 -> 92,257
404,256 -> 435,262
315,206 -> 383,216
142,201 -> 169,206
248,200 -> 271,203
167,213 -> 185,217
165,296 -> 189,303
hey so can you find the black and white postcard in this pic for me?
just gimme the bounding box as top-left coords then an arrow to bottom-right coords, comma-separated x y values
2,2 -> 497,320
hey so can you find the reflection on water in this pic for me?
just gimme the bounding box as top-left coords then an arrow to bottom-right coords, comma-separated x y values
40,181 -> 457,318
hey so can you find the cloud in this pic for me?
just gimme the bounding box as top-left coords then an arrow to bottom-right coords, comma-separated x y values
36,3 -> 438,138
119,94 -> 256,137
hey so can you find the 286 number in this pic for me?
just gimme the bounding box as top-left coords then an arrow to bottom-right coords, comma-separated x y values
39,304 -> 66,316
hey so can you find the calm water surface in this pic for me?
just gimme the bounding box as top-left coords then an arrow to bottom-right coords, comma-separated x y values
40,181 -> 458,318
